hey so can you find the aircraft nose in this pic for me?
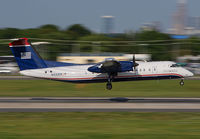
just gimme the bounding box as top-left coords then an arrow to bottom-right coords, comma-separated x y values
185,70 -> 194,77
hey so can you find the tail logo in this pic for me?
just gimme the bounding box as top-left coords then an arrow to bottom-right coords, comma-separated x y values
21,52 -> 31,59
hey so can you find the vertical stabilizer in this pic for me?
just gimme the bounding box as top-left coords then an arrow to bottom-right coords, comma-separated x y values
9,38 -> 47,70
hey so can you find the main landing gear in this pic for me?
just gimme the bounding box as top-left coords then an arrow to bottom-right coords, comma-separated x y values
179,79 -> 184,86
106,73 -> 116,90
106,82 -> 112,90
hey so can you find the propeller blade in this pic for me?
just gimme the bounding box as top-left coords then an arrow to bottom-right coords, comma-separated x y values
133,55 -> 135,62
133,54 -> 139,70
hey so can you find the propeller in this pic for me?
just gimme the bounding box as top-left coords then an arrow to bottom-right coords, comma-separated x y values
133,55 -> 139,70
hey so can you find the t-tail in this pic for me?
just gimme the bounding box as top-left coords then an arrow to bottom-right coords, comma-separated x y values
9,38 -> 47,71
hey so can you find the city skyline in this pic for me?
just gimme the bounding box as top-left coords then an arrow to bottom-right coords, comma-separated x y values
0,0 -> 200,33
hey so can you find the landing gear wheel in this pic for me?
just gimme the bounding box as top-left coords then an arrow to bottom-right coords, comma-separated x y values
106,83 -> 112,90
180,79 -> 184,86
106,73 -> 114,90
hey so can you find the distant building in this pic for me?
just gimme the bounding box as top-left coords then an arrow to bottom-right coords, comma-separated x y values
57,53 -> 151,64
101,16 -> 115,34
170,0 -> 187,35
168,0 -> 200,36
141,21 -> 162,31
188,16 -> 200,30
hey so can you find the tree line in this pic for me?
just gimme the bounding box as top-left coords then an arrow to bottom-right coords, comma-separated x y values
0,24 -> 200,61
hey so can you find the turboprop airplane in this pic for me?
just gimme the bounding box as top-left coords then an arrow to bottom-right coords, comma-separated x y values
9,38 -> 194,90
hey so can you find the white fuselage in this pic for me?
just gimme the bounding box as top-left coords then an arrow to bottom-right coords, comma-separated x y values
20,61 -> 193,83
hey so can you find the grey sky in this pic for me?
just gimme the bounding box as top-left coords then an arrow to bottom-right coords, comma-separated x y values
0,0 -> 199,33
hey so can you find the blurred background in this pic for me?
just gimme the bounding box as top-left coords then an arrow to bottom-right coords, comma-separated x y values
1,0 -> 200,75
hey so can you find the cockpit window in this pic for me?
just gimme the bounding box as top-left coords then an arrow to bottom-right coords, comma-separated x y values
170,64 -> 180,67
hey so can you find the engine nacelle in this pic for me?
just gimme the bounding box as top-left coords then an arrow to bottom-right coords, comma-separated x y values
88,61 -> 134,73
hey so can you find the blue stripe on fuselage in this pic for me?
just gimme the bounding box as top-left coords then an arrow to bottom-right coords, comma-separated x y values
51,75 -> 182,83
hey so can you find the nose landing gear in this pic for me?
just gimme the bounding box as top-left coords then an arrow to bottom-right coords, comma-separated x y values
179,79 -> 184,86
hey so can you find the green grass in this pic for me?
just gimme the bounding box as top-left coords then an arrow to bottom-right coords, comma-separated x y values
0,112 -> 200,139
0,79 -> 199,97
